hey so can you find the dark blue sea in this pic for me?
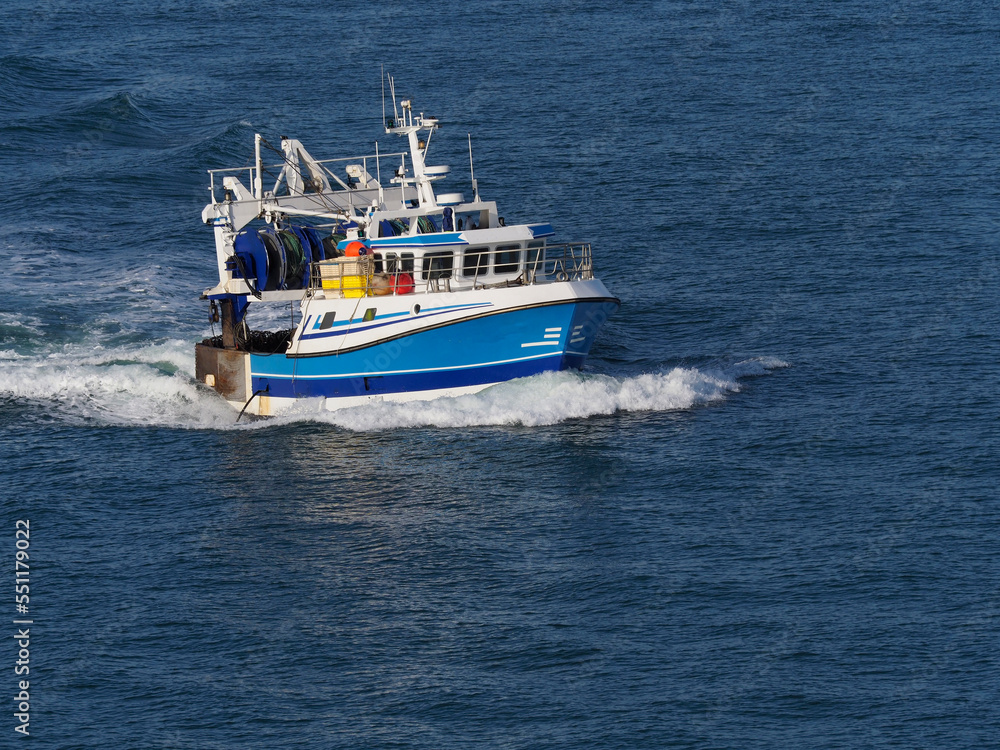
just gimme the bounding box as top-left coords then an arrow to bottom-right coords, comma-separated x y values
2,1 -> 999,747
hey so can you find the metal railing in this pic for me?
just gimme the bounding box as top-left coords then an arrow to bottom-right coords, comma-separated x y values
207,151 -> 409,204
310,256 -> 418,299
524,243 -> 593,284
308,243 -> 594,299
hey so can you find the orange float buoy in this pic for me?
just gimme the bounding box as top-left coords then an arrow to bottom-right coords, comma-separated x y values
344,240 -> 368,257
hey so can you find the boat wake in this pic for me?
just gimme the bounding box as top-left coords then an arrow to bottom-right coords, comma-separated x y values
0,337 -> 787,430
0,338 -> 237,428
293,358 -> 787,431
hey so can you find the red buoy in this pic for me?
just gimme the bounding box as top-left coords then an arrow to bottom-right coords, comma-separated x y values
393,272 -> 414,294
344,240 -> 368,257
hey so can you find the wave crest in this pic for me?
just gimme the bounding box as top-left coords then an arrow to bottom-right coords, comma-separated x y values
299,359 -> 787,431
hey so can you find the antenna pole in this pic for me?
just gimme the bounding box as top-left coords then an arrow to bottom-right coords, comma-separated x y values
468,133 -> 478,201
389,75 -> 400,123
381,65 -> 386,128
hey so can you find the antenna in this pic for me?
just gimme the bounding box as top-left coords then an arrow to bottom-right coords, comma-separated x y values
388,74 -> 400,124
381,65 -> 386,129
468,133 -> 479,201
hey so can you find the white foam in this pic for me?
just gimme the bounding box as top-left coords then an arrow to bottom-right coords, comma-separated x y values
0,341 -> 787,431
0,339 -> 236,428
0,312 -> 44,336
288,357 -> 789,432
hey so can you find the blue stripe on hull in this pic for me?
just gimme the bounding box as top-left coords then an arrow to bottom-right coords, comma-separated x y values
250,300 -> 617,401
258,353 -> 568,399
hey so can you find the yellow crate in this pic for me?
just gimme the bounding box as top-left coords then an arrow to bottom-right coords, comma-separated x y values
340,274 -> 370,298
321,275 -> 370,293
318,259 -> 372,296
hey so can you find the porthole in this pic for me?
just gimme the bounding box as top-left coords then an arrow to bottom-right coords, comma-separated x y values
412,304 -> 421,315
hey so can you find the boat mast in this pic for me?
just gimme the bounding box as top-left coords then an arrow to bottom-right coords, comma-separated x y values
384,76 -> 441,209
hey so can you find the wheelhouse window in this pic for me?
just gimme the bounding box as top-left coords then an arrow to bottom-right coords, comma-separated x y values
494,244 -> 523,274
384,252 -> 414,274
421,251 -> 454,280
462,247 -> 490,278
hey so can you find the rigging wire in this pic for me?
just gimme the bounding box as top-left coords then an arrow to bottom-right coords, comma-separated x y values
255,135 -> 406,224
257,136 -> 352,219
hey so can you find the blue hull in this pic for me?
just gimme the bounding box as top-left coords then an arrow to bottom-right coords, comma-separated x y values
250,300 -> 617,400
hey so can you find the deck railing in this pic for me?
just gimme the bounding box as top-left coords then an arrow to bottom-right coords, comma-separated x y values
525,243 -> 593,284
207,151 -> 410,204
308,243 -> 594,299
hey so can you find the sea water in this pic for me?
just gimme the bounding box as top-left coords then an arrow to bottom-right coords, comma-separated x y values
1,1 -> 998,747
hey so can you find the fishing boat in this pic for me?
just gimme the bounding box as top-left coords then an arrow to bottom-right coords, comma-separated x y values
195,79 -> 619,416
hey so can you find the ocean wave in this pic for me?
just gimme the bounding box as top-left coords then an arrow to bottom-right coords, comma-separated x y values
0,312 -> 44,336
0,53 -> 104,99
0,313 -> 48,354
0,339 -> 236,428
4,89 -> 168,155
